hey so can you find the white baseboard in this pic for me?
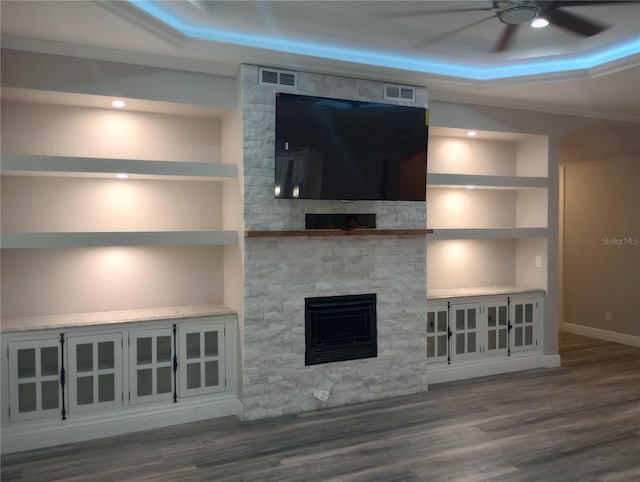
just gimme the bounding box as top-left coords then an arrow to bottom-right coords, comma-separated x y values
427,352 -> 557,385
562,322 -> 640,348
1,396 -> 242,455
543,354 -> 561,368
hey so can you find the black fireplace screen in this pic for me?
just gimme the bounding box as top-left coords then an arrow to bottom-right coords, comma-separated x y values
305,293 -> 377,365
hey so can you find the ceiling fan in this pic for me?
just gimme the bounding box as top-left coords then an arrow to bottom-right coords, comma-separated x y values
388,0 -> 636,52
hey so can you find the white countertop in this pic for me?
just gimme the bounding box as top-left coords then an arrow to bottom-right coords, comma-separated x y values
1,304 -> 236,333
427,286 -> 545,300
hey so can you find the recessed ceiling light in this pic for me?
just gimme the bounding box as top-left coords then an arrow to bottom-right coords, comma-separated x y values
116,173 -> 129,179
466,130 -> 477,137
531,18 -> 550,29
112,99 -> 127,108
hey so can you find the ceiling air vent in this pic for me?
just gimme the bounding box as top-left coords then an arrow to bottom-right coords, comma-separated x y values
259,67 -> 298,88
384,84 -> 416,102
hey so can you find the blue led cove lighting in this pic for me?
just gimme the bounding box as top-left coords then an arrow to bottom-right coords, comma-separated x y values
129,0 -> 640,81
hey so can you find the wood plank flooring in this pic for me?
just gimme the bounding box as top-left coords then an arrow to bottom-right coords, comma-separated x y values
2,332 -> 640,481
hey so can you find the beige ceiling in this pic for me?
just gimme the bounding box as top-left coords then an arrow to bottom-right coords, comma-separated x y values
1,0 -> 639,121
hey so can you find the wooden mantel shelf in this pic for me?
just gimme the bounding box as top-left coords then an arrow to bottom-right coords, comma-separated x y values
245,228 -> 433,238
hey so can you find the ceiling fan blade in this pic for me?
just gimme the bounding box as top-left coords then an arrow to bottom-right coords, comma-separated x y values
381,7 -> 494,19
492,24 -> 518,53
415,14 -> 496,48
545,8 -> 607,37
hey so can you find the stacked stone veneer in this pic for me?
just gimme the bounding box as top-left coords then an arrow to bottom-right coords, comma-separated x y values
241,65 -> 429,419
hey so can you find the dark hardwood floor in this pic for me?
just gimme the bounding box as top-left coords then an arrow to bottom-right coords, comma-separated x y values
2,332 -> 640,481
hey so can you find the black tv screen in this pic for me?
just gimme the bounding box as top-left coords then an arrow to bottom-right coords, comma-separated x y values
274,93 -> 427,201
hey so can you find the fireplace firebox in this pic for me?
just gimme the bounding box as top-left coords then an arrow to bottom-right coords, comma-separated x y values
305,293 -> 377,365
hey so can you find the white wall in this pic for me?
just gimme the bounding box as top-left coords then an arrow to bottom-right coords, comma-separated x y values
1,176 -> 221,232
562,154 -> 639,337
427,239 -> 516,290
428,136 -> 517,175
515,189 -> 547,228
1,246 -> 224,318
221,84 -> 246,400
516,238 -> 548,290
428,189 -> 516,228
517,136 -> 548,177
1,101 -> 222,161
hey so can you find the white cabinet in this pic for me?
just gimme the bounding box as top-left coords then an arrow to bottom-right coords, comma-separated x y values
450,299 -> 508,360
129,328 -> 175,405
1,314 -> 238,453
511,296 -> 541,352
426,304 -> 448,363
178,322 -> 226,397
67,334 -> 123,414
485,299 -> 509,356
451,302 -> 480,361
426,292 -> 543,368
7,338 -> 62,422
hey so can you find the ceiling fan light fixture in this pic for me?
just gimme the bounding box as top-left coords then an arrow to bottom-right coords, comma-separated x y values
499,5 -> 539,25
531,17 -> 549,29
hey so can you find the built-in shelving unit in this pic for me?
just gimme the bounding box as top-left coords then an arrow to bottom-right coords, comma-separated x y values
1,90 -> 244,453
426,127 -> 549,293
1,99 -> 240,320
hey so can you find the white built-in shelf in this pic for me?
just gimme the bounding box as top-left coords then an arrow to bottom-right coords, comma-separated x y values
427,286 -> 546,300
1,231 -> 238,249
428,228 -> 547,240
427,173 -> 547,189
0,304 -> 237,333
1,154 -> 238,180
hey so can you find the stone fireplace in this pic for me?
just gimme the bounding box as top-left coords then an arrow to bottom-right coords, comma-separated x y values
240,65 -> 429,420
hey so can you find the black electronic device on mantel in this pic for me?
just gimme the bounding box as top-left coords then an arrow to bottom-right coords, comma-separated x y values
274,92 -> 428,201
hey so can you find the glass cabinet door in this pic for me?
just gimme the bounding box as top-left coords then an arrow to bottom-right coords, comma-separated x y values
511,297 -> 540,352
68,333 -> 122,413
485,301 -> 509,356
129,329 -> 174,405
8,339 -> 62,422
178,323 -> 225,397
450,303 -> 480,361
426,306 -> 449,363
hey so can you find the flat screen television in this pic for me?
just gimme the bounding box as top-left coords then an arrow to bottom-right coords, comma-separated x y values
274,92 -> 428,201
